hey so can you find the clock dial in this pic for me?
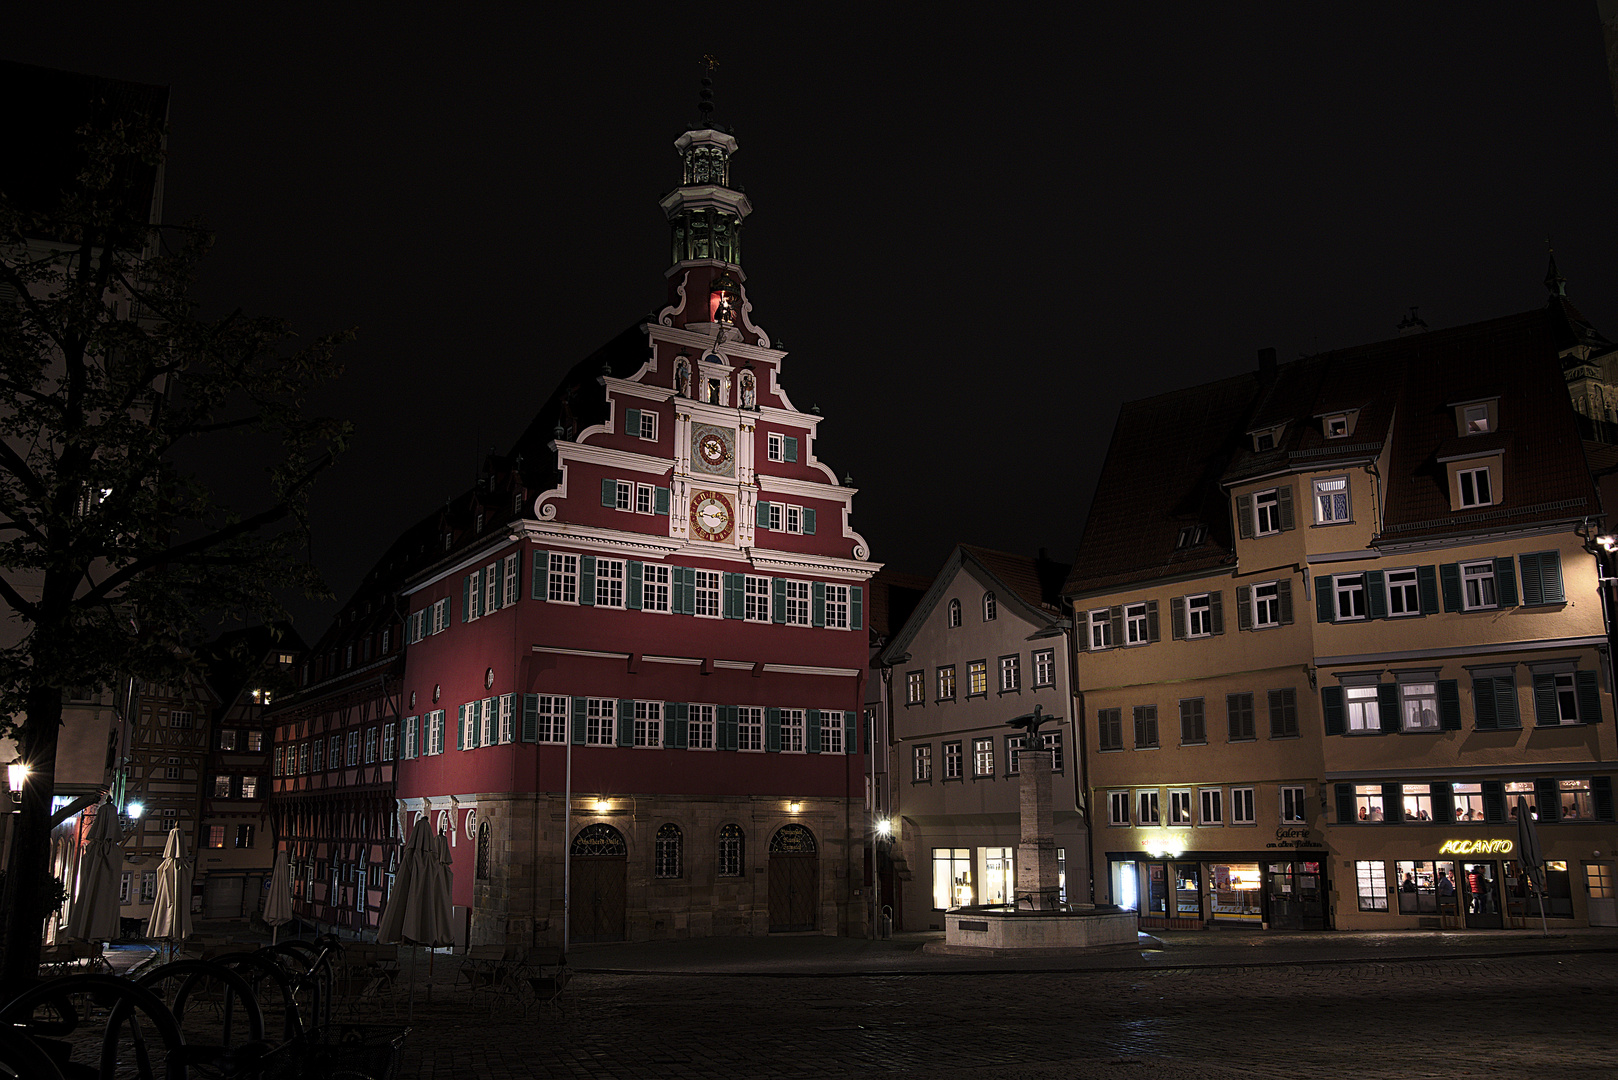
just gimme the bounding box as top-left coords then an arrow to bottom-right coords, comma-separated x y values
689,490 -> 735,542
690,423 -> 735,477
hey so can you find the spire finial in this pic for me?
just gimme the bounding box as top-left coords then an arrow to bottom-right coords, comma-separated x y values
697,55 -> 719,129
1545,240 -> 1567,298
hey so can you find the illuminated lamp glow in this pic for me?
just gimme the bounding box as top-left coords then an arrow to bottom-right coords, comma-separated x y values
126,801 -> 144,819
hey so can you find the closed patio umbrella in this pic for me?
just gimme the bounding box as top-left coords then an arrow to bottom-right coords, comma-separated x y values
377,818 -> 454,1017
148,826 -> 194,952
263,848 -> 294,945
1516,795 -> 1549,936
64,802 -> 123,944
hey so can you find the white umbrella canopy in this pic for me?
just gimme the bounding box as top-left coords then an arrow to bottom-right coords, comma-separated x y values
263,848 -> 294,944
64,803 -> 123,942
148,826 -> 194,944
378,818 -> 453,948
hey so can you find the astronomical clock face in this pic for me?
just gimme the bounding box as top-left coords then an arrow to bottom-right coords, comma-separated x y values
689,490 -> 735,543
691,423 -> 735,477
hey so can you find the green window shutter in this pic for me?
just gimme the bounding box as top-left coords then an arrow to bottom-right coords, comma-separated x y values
1236,493 -> 1254,540
1417,565 -> 1440,614
455,706 -> 465,751
1593,776 -> 1614,821
1432,781 -> 1454,823
1109,605 -> 1124,643
1438,680 -> 1462,730
532,551 -> 548,601
784,436 -> 798,462
757,501 -> 771,528
579,555 -> 596,606
1482,780 -> 1505,823
1277,579 -> 1293,624
463,575 -> 473,622
667,702 -> 688,749
655,487 -> 670,515
772,578 -> 787,623
812,581 -> 826,627
1576,669 -> 1602,724
1494,556 -> 1517,607
1382,783 -> 1402,823
1364,570 -> 1386,619
806,708 -> 821,754
1235,586 -> 1252,631
1519,553 -> 1544,606
723,573 -> 743,619
625,408 -> 640,437
571,697 -> 588,745
1208,590 -> 1224,634
1472,677 -> 1498,730
618,700 -> 635,747
851,586 -> 863,631
626,561 -> 643,610
1335,783 -> 1354,824
1322,686 -> 1345,736
493,559 -> 505,611
601,478 -> 617,507
1315,576 -> 1335,623
1541,551 -> 1565,603
1377,683 -> 1400,733
1145,599 -> 1160,642
1495,677 -> 1520,728
1534,777 -> 1560,822
1170,596 -> 1186,640
672,566 -> 689,614
680,567 -> 697,615
766,707 -> 781,752
718,705 -> 738,752
521,695 -> 538,743
1532,673 -> 1558,726
803,508 -> 815,535
1439,563 -> 1462,612
1276,484 -> 1295,531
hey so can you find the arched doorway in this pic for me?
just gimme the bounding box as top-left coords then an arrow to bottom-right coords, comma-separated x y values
768,824 -> 819,932
570,823 -> 627,942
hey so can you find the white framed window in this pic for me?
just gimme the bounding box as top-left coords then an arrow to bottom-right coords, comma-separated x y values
906,671 -> 924,705
484,562 -> 500,613
535,696 -> 568,743
503,552 -> 519,606
1344,683 -> 1380,733
1333,574 -> 1366,620
642,564 -> 671,613
738,706 -> 764,752
428,712 -> 445,755
999,655 -> 1020,692
1280,786 -> 1308,823
1461,561 -> 1497,609
1551,672 -> 1582,724
766,503 -> 783,531
693,570 -> 721,618
973,737 -> 994,777
1314,476 -> 1350,523
595,558 -> 626,608
480,698 -> 495,746
548,553 -> 579,603
1356,862 -> 1389,911
779,708 -> 804,753
1136,790 -> 1160,825
785,505 -> 803,534
1386,568 -> 1420,616
459,707 -> 476,751
944,741 -> 962,780
432,599 -> 449,633
614,480 -> 633,511
634,701 -> 662,747
1324,413 -> 1350,439
744,575 -> 771,622
968,661 -> 988,697
1169,789 -> 1193,825
346,730 -> 360,766
1186,594 -> 1213,637
1125,603 -> 1150,644
1199,788 -> 1222,825
1255,489 -> 1282,535
1463,404 -> 1490,434
1400,680 -> 1439,731
1353,784 -> 1385,821
1088,609 -> 1112,649
498,695 -> 514,744
585,699 -> 616,745
637,411 -> 657,440
1231,787 -> 1256,825
767,432 -> 784,461
948,599 -> 962,628
937,665 -> 956,700
825,584 -> 849,629
1033,649 -> 1055,687
783,580 -> 811,625
913,744 -> 932,781
382,723 -> 396,760
364,727 -> 378,763
1252,581 -> 1281,628
1109,791 -> 1131,826
1402,783 -> 1433,821
636,483 -> 654,515
983,592 -> 997,621
1458,466 -> 1492,507
821,710 -> 844,754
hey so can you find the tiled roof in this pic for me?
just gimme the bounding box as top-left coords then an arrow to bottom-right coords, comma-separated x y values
880,544 -> 1072,665
960,545 -> 1070,613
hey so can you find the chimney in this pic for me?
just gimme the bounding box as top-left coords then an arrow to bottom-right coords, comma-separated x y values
1257,347 -> 1276,380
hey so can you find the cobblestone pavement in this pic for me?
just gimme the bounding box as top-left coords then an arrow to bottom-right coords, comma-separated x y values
397,949 -> 1616,1079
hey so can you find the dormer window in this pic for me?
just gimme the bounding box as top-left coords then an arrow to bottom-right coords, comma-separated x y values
1452,398 -> 1498,437
1464,404 -> 1490,434
1325,414 -> 1348,438
1176,525 -> 1207,550
1255,432 -> 1275,452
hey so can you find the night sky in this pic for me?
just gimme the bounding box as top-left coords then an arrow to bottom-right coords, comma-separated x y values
9,5 -> 1618,636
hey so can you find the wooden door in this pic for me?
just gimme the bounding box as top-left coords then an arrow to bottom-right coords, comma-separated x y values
570,856 -> 627,942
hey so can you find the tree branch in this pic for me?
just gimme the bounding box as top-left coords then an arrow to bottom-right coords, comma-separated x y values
0,572 -> 38,623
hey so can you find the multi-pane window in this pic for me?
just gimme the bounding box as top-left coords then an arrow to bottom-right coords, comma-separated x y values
1314,476 -> 1349,523
498,697 -> 514,744
364,728 -> 377,763
170,710 -> 194,730
948,599 -> 962,628
999,655 -> 1020,692
548,554 -> 579,603
1353,784 -> 1385,821
738,706 -> 763,752
310,741 -> 323,772
654,824 -> 682,879
938,666 -> 956,700
614,480 -> 633,510
534,696 -> 568,743
634,701 -> 662,747
744,575 -> 770,621
770,707 -> 799,753
1200,788 -> 1222,825
1033,649 -> 1055,687
1552,672 -> 1581,723
1186,594 -> 1213,636
596,559 -> 626,607
1227,693 -> 1255,741
822,711 -> 844,754
1252,582 -> 1282,627
1254,489 -> 1282,535
1345,684 -> 1380,732
1559,779 -> 1593,819
484,562 -> 500,613
503,552 -> 520,605
1179,698 -> 1206,744
1008,731 -> 1062,774
382,723 -> 397,761
240,777 -> 259,801
689,704 -> 716,750
1505,780 -> 1537,818
972,737 -> 994,777
1387,568 -> 1420,615
1124,603 -> 1149,644
913,744 -> 933,781
208,826 -> 226,848
944,741 -> 963,780
1133,705 -> 1158,748
766,503 -> 783,531
1458,466 -> 1492,507
1268,688 -> 1298,738
783,580 -> 811,625
1170,790 -> 1193,824
825,585 -> 849,629
1137,790 -> 1161,825
785,505 -> 803,533
906,671 -> 925,705
968,661 -> 988,696
1109,791 -> 1131,826
767,432 -> 784,461
236,824 -> 255,849
1229,787 -> 1256,825
247,731 -> 264,752
298,744 -> 310,773
219,729 -> 238,751
1088,609 -> 1112,649
1402,783 -> 1433,821
1400,681 -> 1440,731
1098,708 -> 1123,751
717,824 -> 745,877
1281,786 -> 1308,823
636,483 -> 654,514
643,564 -> 671,612
983,592 -> 997,621
213,775 -> 232,797
1356,862 -> 1390,910
693,571 -> 721,617
1333,574 -> 1366,620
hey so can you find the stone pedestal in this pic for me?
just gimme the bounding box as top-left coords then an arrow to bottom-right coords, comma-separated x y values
1016,749 -> 1060,909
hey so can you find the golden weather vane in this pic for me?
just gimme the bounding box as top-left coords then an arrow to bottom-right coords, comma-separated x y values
702,55 -> 720,72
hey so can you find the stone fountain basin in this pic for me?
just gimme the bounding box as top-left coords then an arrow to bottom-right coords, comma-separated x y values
936,904 -> 1139,954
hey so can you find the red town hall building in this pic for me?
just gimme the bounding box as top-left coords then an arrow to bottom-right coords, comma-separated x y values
389,94 -> 878,945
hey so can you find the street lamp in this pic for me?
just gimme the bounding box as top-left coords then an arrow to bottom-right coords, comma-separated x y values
875,817 -> 892,838
6,760 -> 26,793
126,801 -> 144,819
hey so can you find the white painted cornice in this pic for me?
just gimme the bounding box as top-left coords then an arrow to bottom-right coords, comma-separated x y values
556,440 -> 673,478
759,475 -> 853,503
748,551 -> 881,581
520,520 -> 684,558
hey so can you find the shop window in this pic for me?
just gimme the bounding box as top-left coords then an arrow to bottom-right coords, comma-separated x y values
1354,784 -> 1385,822
1210,863 -> 1262,923
1401,784 -> 1433,822
1453,782 -> 1486,821
1175,864 -> 1202,917
1394,861 -> 1454,914
933,848 -> 972,909
982,847 -> 1014,906
1355,861 -> 1389,911
1505,860 -> 1574,919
